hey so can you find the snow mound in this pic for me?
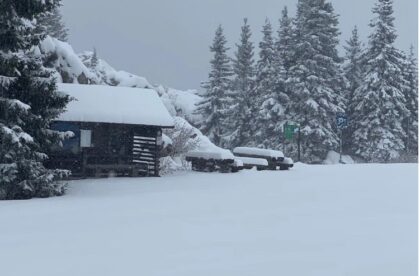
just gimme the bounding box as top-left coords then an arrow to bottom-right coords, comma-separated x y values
283,157 -> 294,165
156,85 -> 200,122
173,117 -> 234,159
39,36 -> 98,84
79,51 -> 153,88
323,151 -> 355,164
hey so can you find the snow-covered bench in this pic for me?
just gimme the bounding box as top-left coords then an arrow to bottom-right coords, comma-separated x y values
233,147 -> 293,170
234,156 -> 269,171
185,151 -> 237,173
233,147 -> 284,170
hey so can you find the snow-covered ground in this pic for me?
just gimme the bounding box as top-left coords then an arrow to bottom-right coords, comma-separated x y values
0,164 -> 417,276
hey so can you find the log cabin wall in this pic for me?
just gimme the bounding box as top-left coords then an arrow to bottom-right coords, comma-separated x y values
47,121 -> 162,177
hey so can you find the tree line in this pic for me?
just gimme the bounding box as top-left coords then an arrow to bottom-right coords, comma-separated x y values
196,0 -> 418,163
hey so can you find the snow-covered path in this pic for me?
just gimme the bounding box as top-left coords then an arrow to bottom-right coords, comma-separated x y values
0,164 -> 417,276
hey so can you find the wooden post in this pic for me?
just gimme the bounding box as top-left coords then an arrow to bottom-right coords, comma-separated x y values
154,128 -> 160,177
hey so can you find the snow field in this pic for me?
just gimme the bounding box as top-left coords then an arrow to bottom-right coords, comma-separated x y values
0,163 -> 417,276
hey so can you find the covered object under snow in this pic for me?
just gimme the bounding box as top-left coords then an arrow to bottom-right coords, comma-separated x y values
47,84 -> 174,178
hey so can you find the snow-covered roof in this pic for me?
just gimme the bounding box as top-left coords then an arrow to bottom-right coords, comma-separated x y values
57,83 -> 174,127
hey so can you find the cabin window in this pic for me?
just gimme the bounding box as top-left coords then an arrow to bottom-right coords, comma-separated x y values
50,121 -> 80,154
80,129 -> 92,148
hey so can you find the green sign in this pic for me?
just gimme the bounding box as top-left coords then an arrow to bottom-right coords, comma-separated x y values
284,123 -> 298,140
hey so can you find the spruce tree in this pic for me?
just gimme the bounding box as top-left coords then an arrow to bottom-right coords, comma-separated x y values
195,25 -> 232,146
402,45 -> 418,155
287,0 -> 345,163
276,6 -> 295,74
91,47 -> 99,68
273,6 -> 295,154
351,0 -> 408,162
226,18 -> 255,148
0,0 -> 71,200
37,6 -> 69,41
343,26 -> 364,152
255,19 -> 288,149
344,26 -> 364,102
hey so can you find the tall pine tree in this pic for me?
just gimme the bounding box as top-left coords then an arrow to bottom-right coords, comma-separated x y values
343,26 -> 364,152
37,6 -> 69,41
276,6 -> 295,75
274,6 -> 295,154
225,18 -> 255,148
195,25 -> 232,146
402,45 -> 418,155
287,0 -> 345,163
255,18 -> 288,149
350,0 -> 408,162
0,0 -> 71,199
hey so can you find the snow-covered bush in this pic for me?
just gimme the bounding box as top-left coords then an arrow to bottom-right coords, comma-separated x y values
161,117 -> 200,173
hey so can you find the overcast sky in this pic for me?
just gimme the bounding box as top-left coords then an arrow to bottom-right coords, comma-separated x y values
62,0 -> 417,90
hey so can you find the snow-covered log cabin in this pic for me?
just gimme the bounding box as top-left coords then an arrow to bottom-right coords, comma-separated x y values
46,84 -> 174,177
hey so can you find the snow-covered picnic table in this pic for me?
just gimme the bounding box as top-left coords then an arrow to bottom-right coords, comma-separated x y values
233,147 -> 293,170
185,151 -> 239,173
234,156 -> 269,171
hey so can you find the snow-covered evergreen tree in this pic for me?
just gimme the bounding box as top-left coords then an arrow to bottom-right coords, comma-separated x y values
195,25 -> 232,146
287,0 -> 345,163
37,6 -> 69,41
343,26 -> 364,152
225,18 -> 256,148
254,19 -> 288,149
276,6 -> 295,74
402,45 -> 418,155
350,0 -> 409,162
90,47 -> 99,69
0,0 -> 71,200
344,26 -> 364,102
272,6 -> 295,153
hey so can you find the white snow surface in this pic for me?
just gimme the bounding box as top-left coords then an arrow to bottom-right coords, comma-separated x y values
0,164 -> 416,276
57,83 -> 174,127
233,147 -> 285,158
235,156 -> 269,166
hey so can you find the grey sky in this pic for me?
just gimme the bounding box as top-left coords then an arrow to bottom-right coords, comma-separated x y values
62,0 -> 417,90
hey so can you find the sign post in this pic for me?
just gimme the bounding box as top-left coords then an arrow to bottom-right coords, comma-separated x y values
336,113 -> 348,164
283,123 -> 300,162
